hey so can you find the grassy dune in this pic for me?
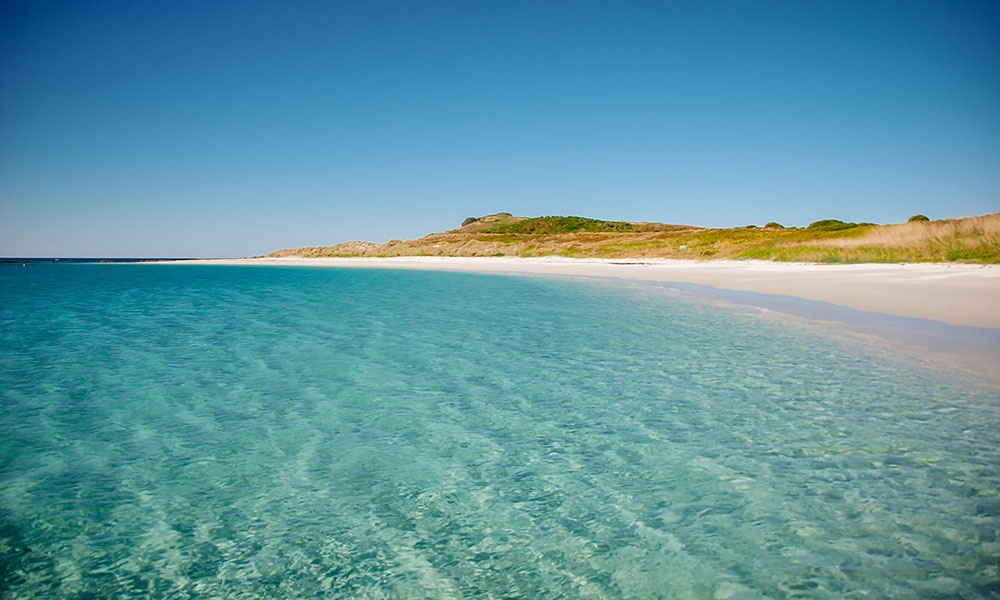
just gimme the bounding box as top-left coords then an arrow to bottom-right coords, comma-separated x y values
268,212 -> 1000,263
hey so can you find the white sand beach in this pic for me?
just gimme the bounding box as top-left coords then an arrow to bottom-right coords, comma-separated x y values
168,256 -> 1000,329
156,256 -> 1000,383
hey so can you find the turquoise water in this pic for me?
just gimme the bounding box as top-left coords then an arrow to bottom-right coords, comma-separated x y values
1,264 -> 998,599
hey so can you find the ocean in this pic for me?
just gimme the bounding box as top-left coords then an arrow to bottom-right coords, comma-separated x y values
1,263 -> 998,598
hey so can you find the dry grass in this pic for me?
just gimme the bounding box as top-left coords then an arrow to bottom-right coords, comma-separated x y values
796,213 -> 1000,262
268,213 -> 1000,263
816,213 -> 1000,248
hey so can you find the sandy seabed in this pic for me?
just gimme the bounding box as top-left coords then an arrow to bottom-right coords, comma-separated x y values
168,256 -> 999,326
158,256 -> 1000,383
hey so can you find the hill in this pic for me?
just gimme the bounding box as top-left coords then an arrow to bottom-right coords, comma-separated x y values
267,212 -> 1000,263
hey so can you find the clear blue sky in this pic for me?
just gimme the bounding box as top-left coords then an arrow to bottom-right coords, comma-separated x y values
2,1 -> 998,257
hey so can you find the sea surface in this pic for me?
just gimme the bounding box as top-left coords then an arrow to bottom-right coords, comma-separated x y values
0,258 -> 202,264
1,263 -> 998,599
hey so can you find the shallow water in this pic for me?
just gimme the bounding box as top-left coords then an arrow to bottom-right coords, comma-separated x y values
1,264 -> 998,598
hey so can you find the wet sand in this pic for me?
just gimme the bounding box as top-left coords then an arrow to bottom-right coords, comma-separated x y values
163,256 -> 1000,327
154,256 -> 1000,383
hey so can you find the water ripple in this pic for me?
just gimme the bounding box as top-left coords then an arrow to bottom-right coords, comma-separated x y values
1,264 -> 998,598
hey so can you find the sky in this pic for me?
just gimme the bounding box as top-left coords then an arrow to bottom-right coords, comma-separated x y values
1,1 -> 998,257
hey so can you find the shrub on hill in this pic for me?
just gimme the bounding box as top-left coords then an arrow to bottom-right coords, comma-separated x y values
807,219 -> 872,232
765,222 -> 784,229
908,214 -> 930,222
461,217 -> 479,226
483,216 -> 640,235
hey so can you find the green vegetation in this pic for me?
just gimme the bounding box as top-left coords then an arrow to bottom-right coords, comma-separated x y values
945,247 -> 1000,262
461,217 -> 479,226
908,214 -> 930,222
482,216 -> 640,234
268,212 -> 1000,264
807,219 -> 874,232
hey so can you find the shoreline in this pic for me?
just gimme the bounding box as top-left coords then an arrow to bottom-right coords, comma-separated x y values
149,256 -> 1000,384
156,256 -> 1000,328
